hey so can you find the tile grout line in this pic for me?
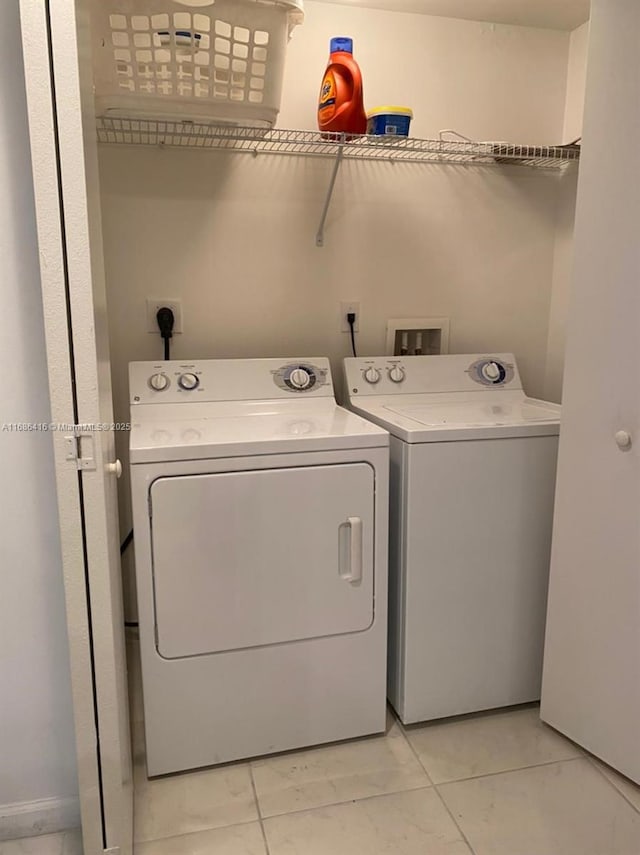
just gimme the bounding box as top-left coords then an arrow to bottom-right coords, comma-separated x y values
433,753 -> 585,787
432,786 -> 477,855
394,707 -> 589,787
250,781 -> 436,821
584,755 -> 640,816
397,721 -> 478,855
249,764 -> 272,855
134,817 -> 263,849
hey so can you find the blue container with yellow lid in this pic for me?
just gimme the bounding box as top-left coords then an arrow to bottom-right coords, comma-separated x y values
367,106 -> 413,137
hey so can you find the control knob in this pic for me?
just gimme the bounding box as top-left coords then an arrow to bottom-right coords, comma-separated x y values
615,430 -> 632,450
363,367 -> 381,384
482,361 -> 502,382
289,368 -> 311,390
178,372 -> 199,390
388,365 -> 405,383
149,373 -> 169,391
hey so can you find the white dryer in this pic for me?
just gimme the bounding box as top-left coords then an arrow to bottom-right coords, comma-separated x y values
343,354 -> 560,724
129,358 -> 389,776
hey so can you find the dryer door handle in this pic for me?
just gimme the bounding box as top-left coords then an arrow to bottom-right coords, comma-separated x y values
339,517 -> 363,584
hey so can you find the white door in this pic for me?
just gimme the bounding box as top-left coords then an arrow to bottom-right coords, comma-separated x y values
20,1 -> 133,852
541,0 -> 640,783
151,464 -> 375,658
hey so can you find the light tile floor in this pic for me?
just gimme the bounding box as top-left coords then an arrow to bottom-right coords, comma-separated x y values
0,829 -> 82,855
5,639 -> 640,855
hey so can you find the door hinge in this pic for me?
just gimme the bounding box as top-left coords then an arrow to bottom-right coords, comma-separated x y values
64,429 -> 97,471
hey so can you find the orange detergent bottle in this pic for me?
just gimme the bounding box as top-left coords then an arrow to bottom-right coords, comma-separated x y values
318,37 -> 366,136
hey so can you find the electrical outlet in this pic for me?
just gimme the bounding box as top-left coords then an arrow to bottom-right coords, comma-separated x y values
146,298 -> 183,334
340,301 -> 360,332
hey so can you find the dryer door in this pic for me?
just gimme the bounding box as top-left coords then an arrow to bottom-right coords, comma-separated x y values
150,463 -> 375,658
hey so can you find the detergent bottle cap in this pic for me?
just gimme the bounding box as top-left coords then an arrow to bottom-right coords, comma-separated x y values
330,37 -> 353,54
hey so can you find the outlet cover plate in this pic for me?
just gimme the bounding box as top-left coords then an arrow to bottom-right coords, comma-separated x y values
147,298 -> 183,334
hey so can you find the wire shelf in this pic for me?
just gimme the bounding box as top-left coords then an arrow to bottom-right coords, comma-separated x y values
96,118 -> 580,169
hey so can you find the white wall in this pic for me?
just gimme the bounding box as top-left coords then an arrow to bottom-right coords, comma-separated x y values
0,0 -> 78,839
545,175 -> 578,403
545,20 -> 590,402
98,2 -> 575,535
563,21 -> 591,143
281,3 -> 569,143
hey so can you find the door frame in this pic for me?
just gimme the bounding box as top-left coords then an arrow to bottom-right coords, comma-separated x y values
19,1 -> 133,852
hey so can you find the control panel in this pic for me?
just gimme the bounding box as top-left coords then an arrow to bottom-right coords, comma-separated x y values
272,362 -> 329,394
468,357 -> 514,387
360,363 -> 407,386
344,354 -> 521,396
147,370 -> 201,393
344,359 -> 408,395
130,358 -> 334,405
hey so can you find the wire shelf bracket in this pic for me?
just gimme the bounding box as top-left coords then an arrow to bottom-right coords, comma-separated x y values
316,140 -> 345,248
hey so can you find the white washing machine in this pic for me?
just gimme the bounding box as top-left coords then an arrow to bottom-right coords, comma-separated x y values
129,358 -> 389,776
343,354 -> 560,724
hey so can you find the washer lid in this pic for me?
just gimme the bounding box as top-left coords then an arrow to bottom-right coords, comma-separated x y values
386,397 -> 559,428
349,392 -> 560,443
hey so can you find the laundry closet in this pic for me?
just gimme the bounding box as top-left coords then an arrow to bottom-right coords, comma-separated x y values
17,0 -> 640,853
96,2 -> 587,575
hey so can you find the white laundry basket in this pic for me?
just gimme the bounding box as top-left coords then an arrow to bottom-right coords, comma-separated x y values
91,0 -> 304,127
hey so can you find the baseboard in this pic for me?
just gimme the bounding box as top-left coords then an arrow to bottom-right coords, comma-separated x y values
0,795 -> 80,841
